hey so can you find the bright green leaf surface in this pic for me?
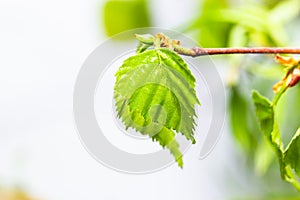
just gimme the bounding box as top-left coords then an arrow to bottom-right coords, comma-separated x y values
252,91 -> 282,151
114,48 -> 200,167
285,128 -> 300,177
252,90 -> 300,190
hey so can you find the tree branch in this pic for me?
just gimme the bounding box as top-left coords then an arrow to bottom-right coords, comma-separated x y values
136,33 -> 300,57
174,45 -> 300,57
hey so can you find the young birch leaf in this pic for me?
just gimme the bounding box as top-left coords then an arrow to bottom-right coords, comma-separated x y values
285,128 -> 300,176
136,42 -> 152,54
252,91 -> 281,147
135,34 -> 154,54
114,48 -> 200,167
229,86 -> 275,175
252,90 -> 300,190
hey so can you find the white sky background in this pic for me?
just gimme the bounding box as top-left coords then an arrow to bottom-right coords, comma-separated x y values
0,0 -> 257,199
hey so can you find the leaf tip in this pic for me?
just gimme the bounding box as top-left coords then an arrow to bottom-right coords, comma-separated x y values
135,33 -> 154,45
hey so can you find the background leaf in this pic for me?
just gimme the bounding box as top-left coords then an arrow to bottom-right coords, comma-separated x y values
252,90 -> 300,190
229,86 -> 256,154
103,0 -> 151,37
252,91 -> 283,152
186,0 -> 231,47
285,128 -> 300,177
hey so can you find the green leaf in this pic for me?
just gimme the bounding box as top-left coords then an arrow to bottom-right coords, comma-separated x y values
229,75 -> 279,176
114,48 -> 200,167
135,34 -> 154,45
136,42 -> 152,54
252,90 -> 282,151
285,128 -> 300,177
252,90 -> 300,190
135,34 -> 154,53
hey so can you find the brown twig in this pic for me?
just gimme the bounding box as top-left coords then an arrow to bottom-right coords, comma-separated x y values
137,33 -> 300,57
174,46 -> 300,57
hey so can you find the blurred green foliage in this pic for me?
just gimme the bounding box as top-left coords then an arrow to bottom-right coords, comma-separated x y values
103,0 -> 150,37
253,89 -> 300,191
187,0 -> 300,47
188,0 -> 300,195
181,0 -> 300,178
187,0 -> 231,47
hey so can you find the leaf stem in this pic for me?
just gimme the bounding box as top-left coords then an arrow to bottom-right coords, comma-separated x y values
272,86 -> 288,106
174,45 -> 300,57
